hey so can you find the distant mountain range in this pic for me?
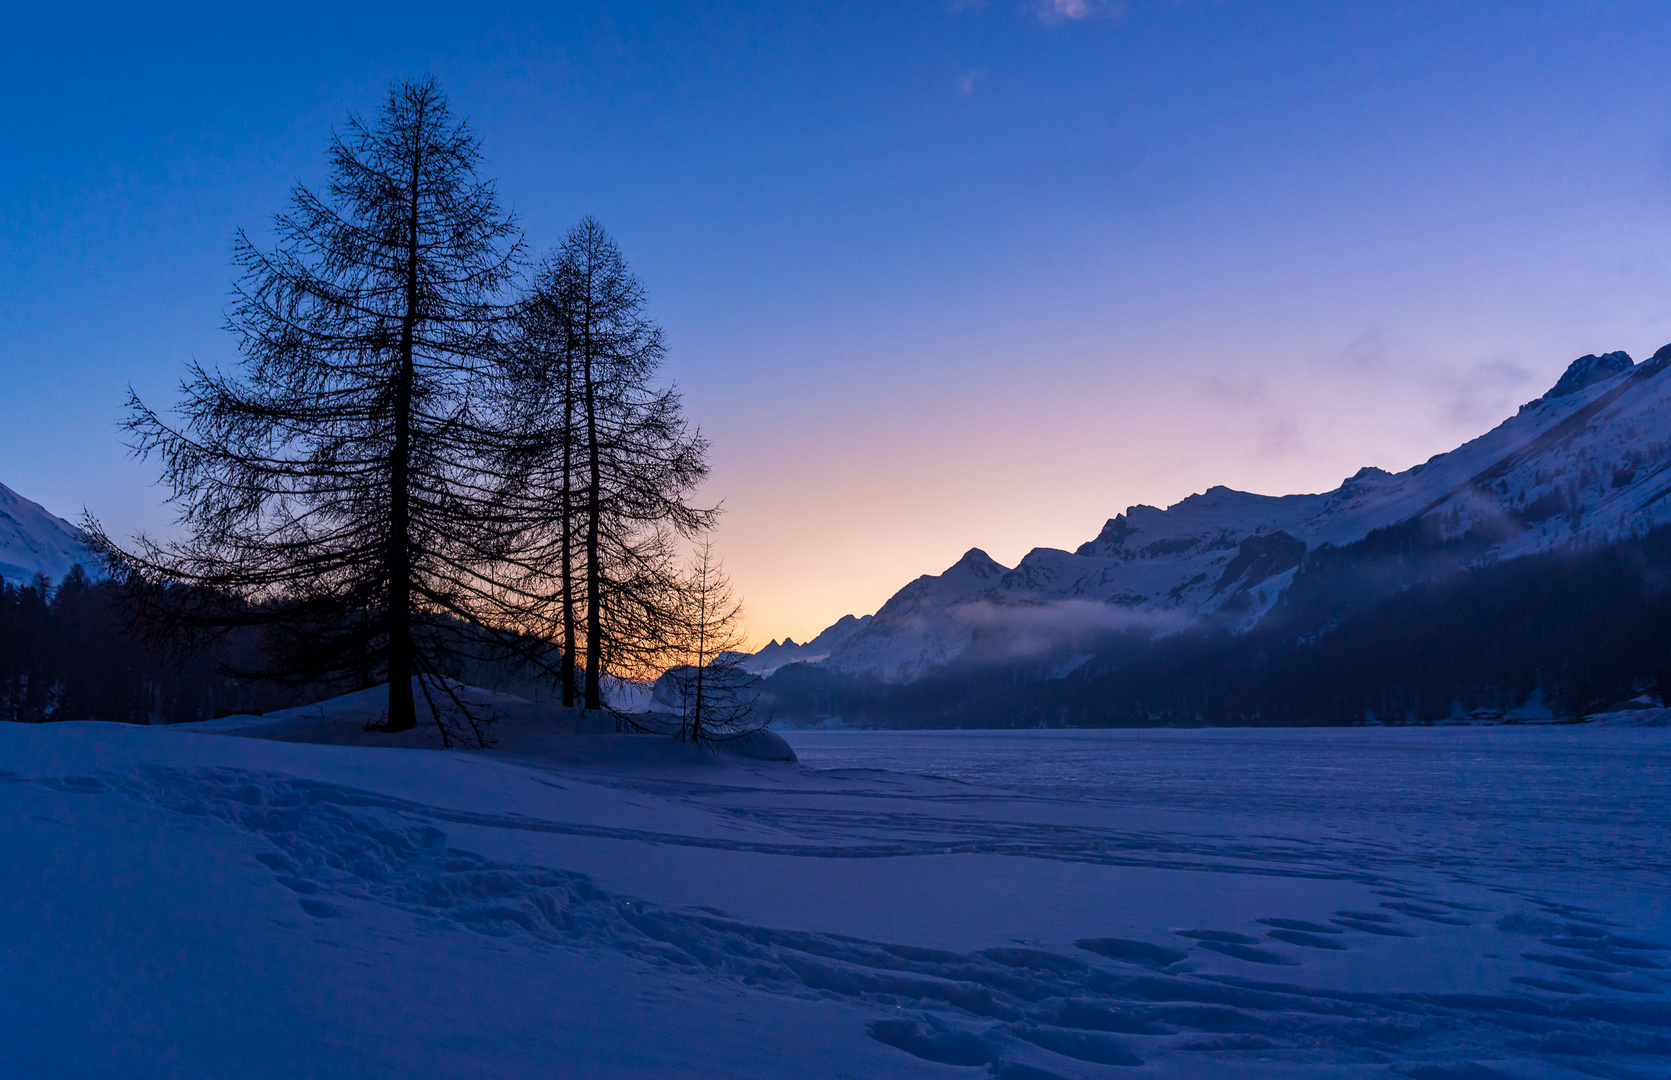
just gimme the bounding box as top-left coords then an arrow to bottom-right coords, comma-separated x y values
0,483 -> 100,587
748,346 -> 1671,710
13,345 -> 1671,724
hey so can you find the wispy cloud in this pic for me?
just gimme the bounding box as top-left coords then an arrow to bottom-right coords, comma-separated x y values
1034,0 -> 1127,24
951,0 -> 1127,26
1439,356 -> 1534,429
957,68 -> 988,97
1331,326 -> 1391,371
955,599 -> 1185,663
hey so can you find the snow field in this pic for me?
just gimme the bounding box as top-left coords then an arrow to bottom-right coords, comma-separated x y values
1,720 -> 1668,1078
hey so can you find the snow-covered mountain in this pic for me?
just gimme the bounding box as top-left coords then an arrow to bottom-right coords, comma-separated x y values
752,345 -> 1671,683
0,482 -> 100,586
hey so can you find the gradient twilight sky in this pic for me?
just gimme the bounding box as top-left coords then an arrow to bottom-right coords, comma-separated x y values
7,2 -> 1671,646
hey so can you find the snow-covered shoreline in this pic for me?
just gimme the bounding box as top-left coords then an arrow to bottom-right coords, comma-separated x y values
2,717 -> 1667,1077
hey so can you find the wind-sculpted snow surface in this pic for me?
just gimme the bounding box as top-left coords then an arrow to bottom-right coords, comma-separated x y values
1,722 -> 1668,1077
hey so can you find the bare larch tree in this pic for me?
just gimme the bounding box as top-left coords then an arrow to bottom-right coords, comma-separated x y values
661,535 -> 759,744
500,218 -> 715,711
87,78 -> 523,741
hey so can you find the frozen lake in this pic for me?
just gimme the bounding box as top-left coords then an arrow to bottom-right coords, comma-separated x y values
3,719 -> 1668,1078
786,726 -> 1671,890
787,726 -> 1671,1075
787,724 -> 1671,819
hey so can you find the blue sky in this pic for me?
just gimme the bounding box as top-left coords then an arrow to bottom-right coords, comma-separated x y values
6,1 -> 1671,642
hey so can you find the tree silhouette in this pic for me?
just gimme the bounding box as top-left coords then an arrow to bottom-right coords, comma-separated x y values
500,219 -> 714,711
89,78 -> 524,742
661,537 -> 759,744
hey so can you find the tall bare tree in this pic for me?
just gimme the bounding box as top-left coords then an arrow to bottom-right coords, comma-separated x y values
498,266 -> 583,705
500,219 -> 714,711
88,78 -> 523,741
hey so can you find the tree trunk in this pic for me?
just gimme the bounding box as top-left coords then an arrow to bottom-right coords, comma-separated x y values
582,294 -> 604,711
385,118 -> 424,734
559,350 -> 577,708
691,554 -> 708,741
692,623 -> 707,743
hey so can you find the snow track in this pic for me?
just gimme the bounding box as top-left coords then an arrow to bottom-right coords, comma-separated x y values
9,724 -> 1668,1078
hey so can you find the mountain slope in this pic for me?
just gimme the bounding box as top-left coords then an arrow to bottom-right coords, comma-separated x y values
758,345 -> 1671,684
0,482 -> 100,586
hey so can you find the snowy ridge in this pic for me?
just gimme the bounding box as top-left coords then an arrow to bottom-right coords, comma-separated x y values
758,346 -> 1671,683
0,481 -> 100,586
747,613 -> 873,677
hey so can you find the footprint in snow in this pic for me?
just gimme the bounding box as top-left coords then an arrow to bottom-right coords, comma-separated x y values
1174,929 -> 1259,944
1509,975 -> 1584,994
1011,1024 -> 1143,1067
1333,910 -> 1416,936
1258,918 -> 1347,950
1258,918 -> 1342,934
865,1019 -> 990,1067
1174,931 -> 1297,965
1266,929 -> 1347,950
992,1064 -> 1071,1080
1073,937 -> 1189,969
1197,941 -> 1299,965
1382,901 -> 1471,925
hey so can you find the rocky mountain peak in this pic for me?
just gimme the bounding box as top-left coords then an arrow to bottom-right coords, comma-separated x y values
1546,350 -> 1633,400
1075,514 -> 1136,557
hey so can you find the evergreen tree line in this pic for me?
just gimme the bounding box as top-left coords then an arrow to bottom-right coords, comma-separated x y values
0,568 -> 297,724
759,521 -> 1671,728
76,77 -> 744,743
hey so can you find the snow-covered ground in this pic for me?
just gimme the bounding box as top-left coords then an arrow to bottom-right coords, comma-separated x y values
3,715 -> 1668,1078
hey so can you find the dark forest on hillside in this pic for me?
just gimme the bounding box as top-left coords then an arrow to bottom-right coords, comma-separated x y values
16,519 -> 1671,729
0,569 -> 563,725
0,568 -> 299,724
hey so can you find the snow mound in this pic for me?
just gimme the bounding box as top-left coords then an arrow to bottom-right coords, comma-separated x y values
182,680 -> 796,764
713,727 -> 797,761
183,681 -> 613,746
1587,706 -> 1671,727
